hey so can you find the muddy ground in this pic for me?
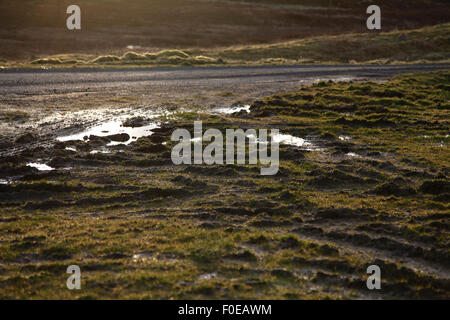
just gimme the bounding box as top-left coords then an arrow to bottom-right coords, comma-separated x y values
0,70 -> 449,299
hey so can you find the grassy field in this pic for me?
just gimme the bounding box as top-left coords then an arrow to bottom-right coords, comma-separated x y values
3,23 -> 450,68
0,0 -> 449,62
0,71 -> 448,299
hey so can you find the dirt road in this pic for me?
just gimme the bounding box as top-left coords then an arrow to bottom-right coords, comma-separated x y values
1,64 -> 449,95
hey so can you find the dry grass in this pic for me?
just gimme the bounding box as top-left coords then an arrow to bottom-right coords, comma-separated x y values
201,22 -> 450,64
6,23 -> 450,68
0,0 -> 448,60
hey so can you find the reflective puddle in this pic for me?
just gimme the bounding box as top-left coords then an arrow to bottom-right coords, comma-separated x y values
346,152 -> 361,158
190,132 -> 320,151
272,133 -> 310,147
52,106 -> 325,151
55,108 -> 173,146
214,105 -> 250,114
51,107 -> 324,153
57,121 -> 160,146
198,272 -> 217,281
27,163 -> 54,171
248,132 -> 319,150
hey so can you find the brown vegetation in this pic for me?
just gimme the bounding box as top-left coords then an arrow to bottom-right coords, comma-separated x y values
0,0 -> 448,60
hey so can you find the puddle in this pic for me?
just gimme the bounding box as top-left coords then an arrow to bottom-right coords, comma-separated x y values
52,107 -> 324,152
27,163 -> 54,171
248,132 -> 320,151
272,133 -> 311,148
65,147 -> 77,152
54,107 -> 173,146
58,121 -> 160,146
214,105 -> 250,114
191,131 -> 318,151
198,272 -> 217,281
346,152 -> 361,158
189,131 -> 323,152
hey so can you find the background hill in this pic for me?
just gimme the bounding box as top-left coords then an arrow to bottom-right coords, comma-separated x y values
0,0 -> 449,60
